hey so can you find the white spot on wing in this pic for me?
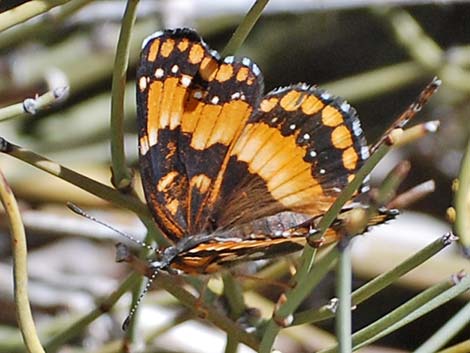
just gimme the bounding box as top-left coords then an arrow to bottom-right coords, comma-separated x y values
171,65 -> 179,73
155,68 -> 164,78
140,136 -> 149,155
242,57 -> 251,66
138,76 -> 147,91
181,75 -> 192,87
352,119 -> 362,136
224,56 -> 235,64
252,63 -> 261,76
149,129 -> 158,147
211,96 -> 219,104
361,146 -> 370,160
340,101 -> 351,113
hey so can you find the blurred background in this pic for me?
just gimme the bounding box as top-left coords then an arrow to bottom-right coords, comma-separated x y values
0,1 -> 469,352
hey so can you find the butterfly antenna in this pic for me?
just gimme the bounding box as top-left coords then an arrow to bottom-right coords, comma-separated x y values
122,270 -> 158,330
67,202 -> 155,252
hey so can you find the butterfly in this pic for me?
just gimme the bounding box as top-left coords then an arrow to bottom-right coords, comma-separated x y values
136,28 -> 391,274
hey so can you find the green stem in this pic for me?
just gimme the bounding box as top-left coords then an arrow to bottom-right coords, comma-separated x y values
0,87 -> 68,122
222,0 -> 270,56
154,272 -> 260,351
0,137 -> 150,219
110,0 -> 139,190
0,0 -> 70,32
293,232 -> 455,325
223,273 -> 246,319
0,0 -> 92,50
336,239 -> 352,353
372,7 -> 470,93
44,273 -> 140,352
259,246 -> 338,353
224,334 -> 240,353
319,274 -> 470,353
324,61 -> 427,102
0,168 -> 46,353
437,340 -> 470,353
454,137 -> 470,254
414,301 -> 470,353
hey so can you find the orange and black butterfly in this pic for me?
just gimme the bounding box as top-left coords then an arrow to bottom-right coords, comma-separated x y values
136,28 -> 391,274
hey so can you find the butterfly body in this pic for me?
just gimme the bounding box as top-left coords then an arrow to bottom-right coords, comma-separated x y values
137,28 -> 387,274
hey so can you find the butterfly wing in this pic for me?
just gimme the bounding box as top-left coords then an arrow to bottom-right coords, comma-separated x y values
210,84 -> 370,230
166,84 -> 379,274
137,28 -> 263,243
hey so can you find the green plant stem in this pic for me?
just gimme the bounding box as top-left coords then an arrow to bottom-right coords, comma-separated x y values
0,0 -> 92,50
222,273 -> 245,353
319,274 -> 470,353
373,7 -> 470,93
438,340 -> 470,353
223,273 -> 246,319
0,168 -> 46,353
44,273 -> 140,352
0,137 -> 149,218
110,0 -> 139,190
414,301 -> 470,353
154,272 -> 259,351
454,137 -> 470,255
120,277 -> 143,352
222,0 -> 270,56
224,335 -> 239,353
336,239 -> 352,353
374,160 -> 410,206
259,246 -> 338,353
0,0 -> 70,32
324,61 -> 427,102
0,87 -> 68,122
293,232 -> 456,325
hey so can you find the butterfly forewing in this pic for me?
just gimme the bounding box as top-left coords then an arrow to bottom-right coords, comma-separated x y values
137,28 -> 263,243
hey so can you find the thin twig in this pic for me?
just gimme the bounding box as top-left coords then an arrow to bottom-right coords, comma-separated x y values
0,137 -> 150,219
293,232 -> 456,326
336,238 -> 352,353
414,301 -> 470,353
372,7 -> 470,93
454,137 -> 470,255
0,0 -> 92,50
44,273 -> 140,352
119,251 -> 260,350
0,87 -> 68,122
0,0 -> 70,33
0,168 -> 46,353
110,0 -> 139,190
222,0 -> 270,56
319,273 -> 470,353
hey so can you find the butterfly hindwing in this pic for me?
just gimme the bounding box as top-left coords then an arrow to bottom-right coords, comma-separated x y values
211,84 -> 370,230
